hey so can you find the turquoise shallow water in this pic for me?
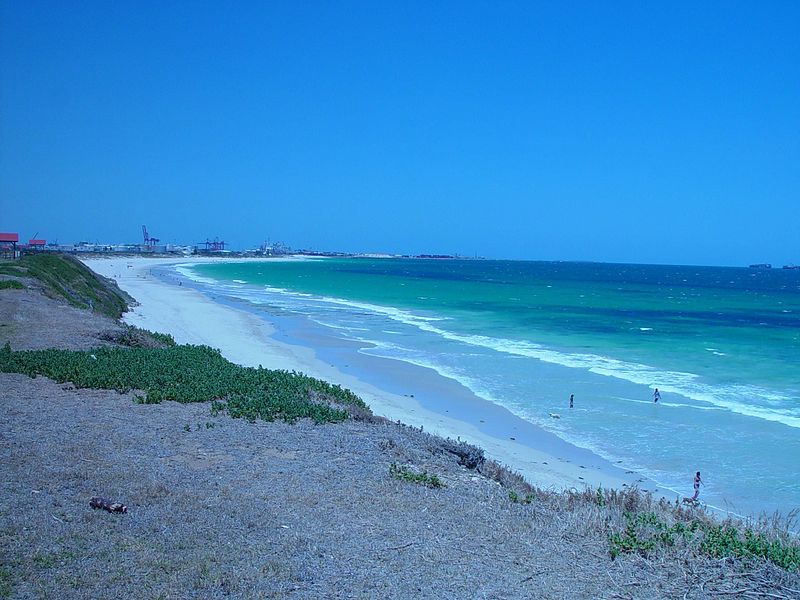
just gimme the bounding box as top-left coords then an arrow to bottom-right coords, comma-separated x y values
186,258 -> 800,518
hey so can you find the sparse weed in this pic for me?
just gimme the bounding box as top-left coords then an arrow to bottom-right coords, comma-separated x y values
32,554 -> 56,568
596,486 -> 606,507
389,462 -> 444,488
0,566 -> 11,597
508,491 -> 535,504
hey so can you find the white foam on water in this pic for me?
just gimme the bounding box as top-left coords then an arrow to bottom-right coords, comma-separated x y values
373,320 -> 798,431
309,319 -> 370,333
612,396 -> 723,411
178,267 -> 800,431
175,264 -> 218,285
233,279 -> 247,284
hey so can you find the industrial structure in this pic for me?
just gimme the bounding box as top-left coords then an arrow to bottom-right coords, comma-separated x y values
200,238 -> 226,252
142,225 -> 160,249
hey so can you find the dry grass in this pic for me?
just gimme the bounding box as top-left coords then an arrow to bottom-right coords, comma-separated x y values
1,373 -> 798,599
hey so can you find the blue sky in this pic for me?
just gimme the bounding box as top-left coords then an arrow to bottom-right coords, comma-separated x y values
1,2 -> 798,265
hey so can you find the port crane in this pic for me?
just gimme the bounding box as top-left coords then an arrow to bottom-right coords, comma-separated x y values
142,225 -> 159,248
202,238 -> 226,251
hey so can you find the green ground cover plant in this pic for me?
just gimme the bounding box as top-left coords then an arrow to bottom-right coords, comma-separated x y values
699,522 -> 800,571
0,254 -> 128,318
0,343 -> 369,424
389,462 -> 445,488
0,280 -> 25,290
608,509 -> 800,571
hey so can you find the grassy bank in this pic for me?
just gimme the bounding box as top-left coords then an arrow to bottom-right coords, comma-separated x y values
0,254 -> 129,318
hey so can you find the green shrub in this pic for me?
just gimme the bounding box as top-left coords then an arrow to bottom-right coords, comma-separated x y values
0,280 -> 25,290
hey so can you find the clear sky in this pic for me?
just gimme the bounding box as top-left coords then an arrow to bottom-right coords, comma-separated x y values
1,2 -> 798,265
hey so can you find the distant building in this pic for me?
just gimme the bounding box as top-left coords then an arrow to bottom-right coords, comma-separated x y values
0,232 -> 19,258
27,239 -> 46,251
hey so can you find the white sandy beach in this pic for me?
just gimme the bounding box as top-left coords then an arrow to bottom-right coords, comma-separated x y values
83,256 -> 640,492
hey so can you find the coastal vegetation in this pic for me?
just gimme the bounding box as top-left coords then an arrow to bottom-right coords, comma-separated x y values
583,487 -> 800,571
0,343 -> 369,424
0,254 -> 129,318
0,280 -> 25,290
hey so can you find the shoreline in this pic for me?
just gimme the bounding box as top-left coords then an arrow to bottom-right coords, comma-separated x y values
83,255 -> 646,493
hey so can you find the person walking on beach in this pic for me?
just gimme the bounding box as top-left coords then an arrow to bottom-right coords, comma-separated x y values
683,471 -> 703,504
569,394 -> 574,409
653,388 -> 661,403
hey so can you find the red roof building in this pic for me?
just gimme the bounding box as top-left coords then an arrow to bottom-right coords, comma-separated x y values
0,232 -> 19,258
29,239 -> 46,246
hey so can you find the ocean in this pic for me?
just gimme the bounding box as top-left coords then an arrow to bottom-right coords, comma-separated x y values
177,258 -> 800,519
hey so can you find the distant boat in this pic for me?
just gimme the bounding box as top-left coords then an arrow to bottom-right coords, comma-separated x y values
782,264 -> 800,270
749,263 -> 772,269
